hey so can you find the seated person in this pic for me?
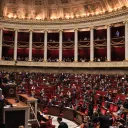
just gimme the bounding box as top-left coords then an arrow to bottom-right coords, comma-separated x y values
80,121 -> 89,128
37,110 -> 48,122
49,39 -> 53,42
115,30 -> 120,37
123,97 -> 128,109
68,38 -> 71,42
84,37 -> 87,41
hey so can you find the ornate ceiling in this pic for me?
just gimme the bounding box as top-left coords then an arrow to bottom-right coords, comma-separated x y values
1,0 -> 128,21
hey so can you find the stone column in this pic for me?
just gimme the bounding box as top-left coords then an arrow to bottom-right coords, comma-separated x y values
29,30 -> 33,61
107,25 -> 111,61
90,27 -> 94,61
59,30 -> 63,61
0,29 -> 3,60
44,30 -> 48,61
125,21 -> 128,60
74,29 -> 78,61
14,29 -> 18,60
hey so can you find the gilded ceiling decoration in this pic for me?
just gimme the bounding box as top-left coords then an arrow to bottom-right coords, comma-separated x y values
0,0 -> 128,21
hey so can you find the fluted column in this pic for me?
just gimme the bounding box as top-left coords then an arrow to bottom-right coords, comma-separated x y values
107,25 -> 111,61
59,30 -> 63,61
74,29 -> 78,61
44,30 -> 48,61
125,21 -> 128,60
90,27 -> 94,61
0,29 -> 3,60
29,30 -> 33,61
14,29 -> 18,60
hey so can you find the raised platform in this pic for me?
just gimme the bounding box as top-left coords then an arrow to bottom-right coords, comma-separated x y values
0,60 -> 128,68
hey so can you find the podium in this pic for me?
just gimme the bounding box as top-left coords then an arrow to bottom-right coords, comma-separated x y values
0,84 -> 17,98
4,98 -> 29,128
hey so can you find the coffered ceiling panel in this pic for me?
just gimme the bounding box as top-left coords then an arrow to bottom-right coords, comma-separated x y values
1,0 -> 128,20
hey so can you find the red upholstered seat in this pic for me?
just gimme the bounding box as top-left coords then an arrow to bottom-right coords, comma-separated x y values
112,105 -> 118,112
93,105 -> 97,111
109,104 -> 114,112
40,120 -> 46,128
84,109 -> 88,116
42,108 -> 48,114
101,102 -> 105,107
46,120 -> 55,128
60,113 -> 63,117
121,114 -> 125,119
100,108 -> 106,115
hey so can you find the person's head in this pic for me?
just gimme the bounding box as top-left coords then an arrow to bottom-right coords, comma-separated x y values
57,117 -> 62,124
93,111 -> 98,116
48,115 -> 51,119
106,111 -> 110,116
125,97 -> 128,101
18,126 -> 24,128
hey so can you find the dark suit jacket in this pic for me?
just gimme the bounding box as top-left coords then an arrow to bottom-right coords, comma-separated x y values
58,122 -> 68,128
123,100 -> 128,109
93,115 -> 111,128
98,115 -> 111,128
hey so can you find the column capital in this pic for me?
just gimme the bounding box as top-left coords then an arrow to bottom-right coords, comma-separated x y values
0,28 -> 3,30
105,24 -> 111,28
44,29 -> 48,32
29,29 -> 33,32
123,21 -> 128,24
74,28 -> 78,31
14,28 -> 19,31
89,27 -> 95,30
58,29 -> 63,32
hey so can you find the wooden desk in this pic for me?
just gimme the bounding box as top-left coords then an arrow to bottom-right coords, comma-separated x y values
4,98 -> 29,128
48,106 -> 85,124
18,94 -> 37,102
5,98 -> 27,108
47,105 -> 61,116
63,107 -> 75,121
75,111 -> 85,124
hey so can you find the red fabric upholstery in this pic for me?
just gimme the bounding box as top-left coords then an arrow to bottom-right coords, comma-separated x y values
112,105 -> 118,112
100,108 -> 106,115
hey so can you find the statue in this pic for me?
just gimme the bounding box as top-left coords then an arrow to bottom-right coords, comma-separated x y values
29,10 -> 35,19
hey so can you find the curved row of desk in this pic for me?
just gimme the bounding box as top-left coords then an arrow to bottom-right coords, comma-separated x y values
47,105 -> 85,125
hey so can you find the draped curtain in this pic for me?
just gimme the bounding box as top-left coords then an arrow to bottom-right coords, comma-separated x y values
32,49 -> 44,57
17,48 -> 29,57
63,49 -> 74,58
47,49 -> 59,58
2,47 -> 14,57
111,47 -> 125,61
94,48 -> 107,58
78,48 -> 90,59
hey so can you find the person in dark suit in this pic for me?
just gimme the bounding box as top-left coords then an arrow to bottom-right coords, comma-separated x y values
57,117 -> 68,128
123,97 -> 128,109
93,114 -> 112,128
